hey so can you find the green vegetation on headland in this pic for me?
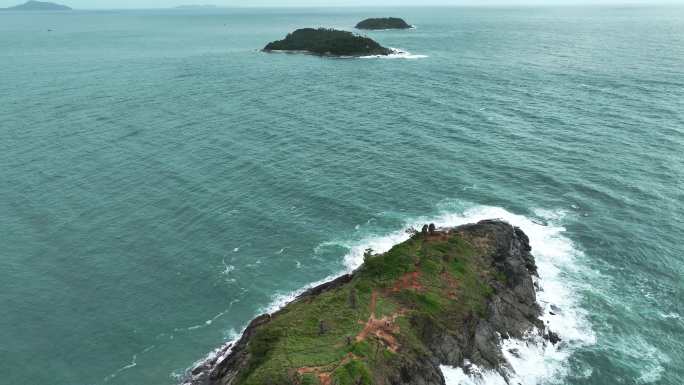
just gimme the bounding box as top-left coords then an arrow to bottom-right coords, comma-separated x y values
355,18 -> 412,30
188,221 -> 553,385
263,28 -> 393,57
0,1 -> 71,10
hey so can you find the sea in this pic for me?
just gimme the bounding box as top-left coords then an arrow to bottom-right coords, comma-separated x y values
1,5 -> 682,385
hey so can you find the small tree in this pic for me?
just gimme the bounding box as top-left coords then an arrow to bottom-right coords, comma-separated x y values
363,248 -> 374,264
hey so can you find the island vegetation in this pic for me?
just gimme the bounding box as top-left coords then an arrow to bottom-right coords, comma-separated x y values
355,18 -> 412,30
263,28 -> 393,57
0,0 -> 71,10
187,220 -> 557,385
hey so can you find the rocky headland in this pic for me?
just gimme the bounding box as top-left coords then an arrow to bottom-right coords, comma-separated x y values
355,18 -> 412,30
263,28 -> 393,57
185,220 -> 558,385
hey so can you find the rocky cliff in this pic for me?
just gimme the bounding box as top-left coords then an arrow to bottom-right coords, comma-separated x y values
185,220 -> 556,385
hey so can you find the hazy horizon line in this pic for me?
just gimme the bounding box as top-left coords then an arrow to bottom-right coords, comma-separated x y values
3,0 -> 684,11
4,2 -> 684,11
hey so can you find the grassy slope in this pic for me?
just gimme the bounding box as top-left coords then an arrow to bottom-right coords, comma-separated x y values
237,231 -> 497,385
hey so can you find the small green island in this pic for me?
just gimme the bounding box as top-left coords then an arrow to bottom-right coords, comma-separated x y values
355,18 -> 413,30
0,1 -> 71,10
186,220 -> 558,385
263,28 -> 393,57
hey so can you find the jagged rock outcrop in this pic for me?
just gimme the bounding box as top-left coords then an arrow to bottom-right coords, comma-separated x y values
185,220 -> 547,385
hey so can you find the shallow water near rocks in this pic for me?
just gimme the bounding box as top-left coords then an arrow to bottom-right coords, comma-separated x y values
1,5 -> 683,385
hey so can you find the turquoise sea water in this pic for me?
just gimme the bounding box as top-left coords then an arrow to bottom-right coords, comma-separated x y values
1,6 -> 683,385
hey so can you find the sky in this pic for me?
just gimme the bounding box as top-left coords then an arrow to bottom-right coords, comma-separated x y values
2,0 -> 682,9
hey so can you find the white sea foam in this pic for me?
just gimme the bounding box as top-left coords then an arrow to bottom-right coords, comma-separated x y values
659,312 -> 680,320
104,354 -> 137,382
221,259 -> 235,275
266,48 -> 426,60
179,329 -> 242,385
610,334 -> 670,384
221,257 -> 236,283
441,363 -> 508,385
429,206 -> 596,385
187,204 -> 594,385
361,48 -> 428,59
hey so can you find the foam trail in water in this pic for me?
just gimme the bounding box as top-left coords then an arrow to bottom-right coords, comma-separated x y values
361,48 -> 428,59
104,354 -> 137,382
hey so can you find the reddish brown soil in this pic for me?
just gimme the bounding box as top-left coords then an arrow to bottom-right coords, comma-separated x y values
297,353 -> 359,385
389,271 -> 424,292
354,291 -> 402,352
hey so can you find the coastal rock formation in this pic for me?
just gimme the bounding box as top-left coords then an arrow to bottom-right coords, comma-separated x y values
355,18 -> 412,30
185,220 -> 549,385
0,1 -> 71,10
263,28 -> 393,57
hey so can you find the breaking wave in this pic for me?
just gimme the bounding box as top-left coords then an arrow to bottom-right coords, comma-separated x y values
361,48 -> 428,59
432,206 -> 597,384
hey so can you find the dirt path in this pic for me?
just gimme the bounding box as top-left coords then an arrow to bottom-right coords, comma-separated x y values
297,353 -> 358,385
355,290 -> 401,352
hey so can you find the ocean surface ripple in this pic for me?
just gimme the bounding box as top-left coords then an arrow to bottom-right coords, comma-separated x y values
1,6 -> 683,385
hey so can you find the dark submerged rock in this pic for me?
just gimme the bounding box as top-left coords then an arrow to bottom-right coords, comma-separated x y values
296,273 -> 352,300
263,28 -> 393,57
356,17 -> 412,30
545,330 -> 562,345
